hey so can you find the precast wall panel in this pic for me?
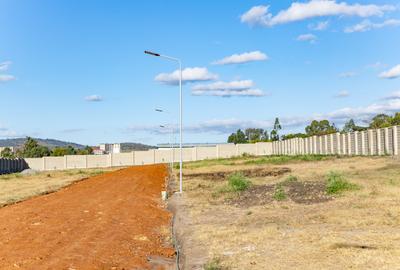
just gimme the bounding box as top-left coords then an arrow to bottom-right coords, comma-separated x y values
394,126 -> 400,155
361,131 -> 368,155
368,130 -> 377,155
217,144 -> 236,158
237,144 -> 257,156
45,156 -> 65,170
66,155 -> 87,169
377,129 -> 385,155
196,146 -> 217,160
385,128 -> 394,155
354,132 -> 362,155
349,133 -> 356,155
87,155 -> 108,168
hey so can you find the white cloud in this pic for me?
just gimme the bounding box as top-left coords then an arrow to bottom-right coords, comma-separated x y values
339,71 -> 357,78
366,62 -> 385,69
0,74 -> 15,82
297,33 -> 317,43
155,67 -> 218,85
85,95 -> 103,102
212,51 -> 268,65
0,61 -> 12,71
379,64 -> 400,79
192,80 -> 265,97
382,90 -> 400,100
345,19 -> 400,33
127,91 -> 400,135
240,1 -> 395,27
334,90 -> 350,98
0,125 -> 18,138
309,20 -> 329,31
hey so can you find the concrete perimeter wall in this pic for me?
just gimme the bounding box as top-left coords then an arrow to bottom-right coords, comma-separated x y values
23,126 -> 400,171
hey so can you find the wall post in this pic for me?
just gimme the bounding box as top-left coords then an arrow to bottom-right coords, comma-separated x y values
394,126 -> 399,156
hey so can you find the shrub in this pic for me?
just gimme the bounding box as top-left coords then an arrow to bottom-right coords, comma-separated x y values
326,171 -> 359,195
273,184 -> 287,201
228,173 -> 251,192
283,175 -> 298,184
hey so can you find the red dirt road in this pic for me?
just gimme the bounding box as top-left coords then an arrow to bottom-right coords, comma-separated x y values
0,164 -> 175,270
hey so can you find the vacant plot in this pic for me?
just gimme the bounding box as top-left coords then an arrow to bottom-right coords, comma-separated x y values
0,168 -> 116,207
171,155 -> 400,269
0,165 -> 175,269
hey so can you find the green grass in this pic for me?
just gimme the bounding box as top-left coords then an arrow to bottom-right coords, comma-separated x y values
273,184 -> 287,201
204,258 -> 224,270
176,154 -> 342,170
282,175 -> 298,184
228,173 -> 251,192
325,171 -> 359,195
244,155 -> 337,165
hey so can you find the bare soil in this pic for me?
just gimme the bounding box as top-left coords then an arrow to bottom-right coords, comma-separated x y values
0,164 -> 175,270
184,167 -> 291,181
230,181 -> 332,207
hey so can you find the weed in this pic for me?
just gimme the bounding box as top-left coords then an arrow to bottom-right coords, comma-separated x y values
228,173 -> 251,192
204,258 -> 224,270
283,175 -> 298,184
325,171 -> 359,195
273,184 -> 287,201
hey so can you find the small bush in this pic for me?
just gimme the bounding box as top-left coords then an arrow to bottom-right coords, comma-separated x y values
326,171 -> 359,195
228,173 -> 251,192
204,258 -> 224,270
273,185 -> 287,201
283,175 -> 298,184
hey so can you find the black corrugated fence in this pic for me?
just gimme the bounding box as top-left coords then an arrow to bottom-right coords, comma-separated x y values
0,158 -> 28,175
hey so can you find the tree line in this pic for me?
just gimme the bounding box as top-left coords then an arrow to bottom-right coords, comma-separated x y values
227,112 -> 400,144
0,137 -> 93,158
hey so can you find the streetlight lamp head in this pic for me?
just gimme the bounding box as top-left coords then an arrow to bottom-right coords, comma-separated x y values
144,50 -> 160,57
160,125 -> 165,128
155,109 -> 163,112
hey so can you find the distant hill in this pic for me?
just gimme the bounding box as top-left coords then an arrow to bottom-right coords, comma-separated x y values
0,138 -> 157,151
0,138 -> 86,149
118,142 -> 157,151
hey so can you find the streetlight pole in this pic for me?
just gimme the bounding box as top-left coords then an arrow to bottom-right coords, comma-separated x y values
145,50 -> 183,193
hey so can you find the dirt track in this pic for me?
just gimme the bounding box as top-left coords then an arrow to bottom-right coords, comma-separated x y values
0,164 -> 175,270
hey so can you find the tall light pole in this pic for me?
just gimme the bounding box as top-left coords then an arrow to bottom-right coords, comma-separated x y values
145,50 -> 183,193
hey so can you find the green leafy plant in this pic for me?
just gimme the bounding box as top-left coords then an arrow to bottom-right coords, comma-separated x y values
326,171 -> 359,195
273,184 -> 287,201
228,173 -> 251,192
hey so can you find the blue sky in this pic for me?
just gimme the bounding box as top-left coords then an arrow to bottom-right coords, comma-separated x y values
1,0 -> 400,146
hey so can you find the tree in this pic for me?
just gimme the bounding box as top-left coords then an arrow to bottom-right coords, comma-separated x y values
282,133 -> 307,140
271,118 -> 282,141
369,114 -> 392,129
227,129 -> 247,144
0,147 -> 14,158
19,137 -> 50,158
305,120 -> 338,136
245,128 -> 264,142
77,146 -> 94,155
391,112 -> 400,126
342,119 -> 367,133
261,130 -> 269,141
